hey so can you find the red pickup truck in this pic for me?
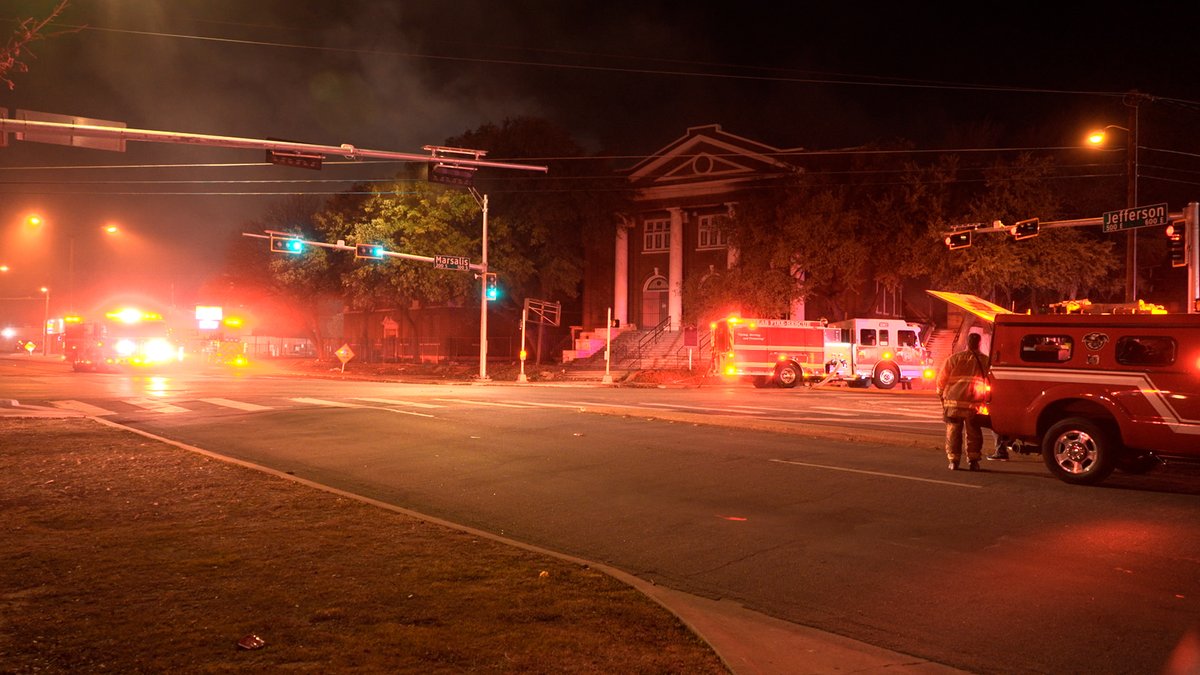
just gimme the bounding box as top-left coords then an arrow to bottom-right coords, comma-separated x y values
984,312 -> 1200,485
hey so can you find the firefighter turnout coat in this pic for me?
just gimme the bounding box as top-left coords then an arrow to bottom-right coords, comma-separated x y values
935,348 -> 990,417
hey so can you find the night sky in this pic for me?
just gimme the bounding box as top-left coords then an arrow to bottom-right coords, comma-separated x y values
2,0 -> 1199,320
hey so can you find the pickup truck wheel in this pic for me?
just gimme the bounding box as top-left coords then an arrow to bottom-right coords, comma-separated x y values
1042,417 -> 1118,485
872,364 -> 900,389
775,363 -> 800,389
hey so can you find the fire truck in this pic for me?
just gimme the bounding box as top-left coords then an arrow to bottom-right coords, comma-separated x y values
823,318 -> 935,388
711,315 -> 935,389
711,317 -> 832,387
64,307 -> 183,372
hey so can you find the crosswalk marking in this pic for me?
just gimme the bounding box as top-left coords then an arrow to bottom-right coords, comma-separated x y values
199,397 -> 273,412
125,398 -> 190,414
353,397 -> 442,409
433,398 -> 532,409
290,397 -> 360,408
51,400 -> 117,416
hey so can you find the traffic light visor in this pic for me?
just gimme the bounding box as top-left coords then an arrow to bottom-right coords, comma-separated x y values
945,231 -> 972,250
270,236 -> 305,254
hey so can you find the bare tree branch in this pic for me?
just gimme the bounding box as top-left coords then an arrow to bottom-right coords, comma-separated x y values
0,0 -> 75,90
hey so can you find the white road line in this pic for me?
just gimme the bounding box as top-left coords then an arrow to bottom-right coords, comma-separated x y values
770,458 -> 982,489
125,398 -> 190,414
812,405 -> 935,419
639,402 -> 737,413
727,405 -> 811,413
51,400 -> 117,416
199,398 -> 273,412
508,401 -> 587,409
433,398 -> 532,408
353,397 -> 442,409
290,397 -> 361,408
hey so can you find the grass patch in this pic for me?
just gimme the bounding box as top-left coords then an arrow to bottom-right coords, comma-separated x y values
1,418 -> 726,673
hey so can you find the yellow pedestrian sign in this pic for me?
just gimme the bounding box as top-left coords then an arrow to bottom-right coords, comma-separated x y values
335,343 -> 355,372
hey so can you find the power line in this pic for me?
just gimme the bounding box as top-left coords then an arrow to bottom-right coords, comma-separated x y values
47,22 -> 1200,108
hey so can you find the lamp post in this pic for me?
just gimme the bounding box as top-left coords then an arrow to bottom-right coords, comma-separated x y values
1087,98 -> 1143,303
40,286 -> 50,356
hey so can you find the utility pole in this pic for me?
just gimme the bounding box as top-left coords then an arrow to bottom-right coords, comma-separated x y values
1124,94 -> 1141,303
473,189 -> 490,381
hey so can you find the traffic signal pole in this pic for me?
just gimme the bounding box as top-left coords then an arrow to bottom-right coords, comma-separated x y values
1188,202 -> 1199,314
477,192 -> 489,381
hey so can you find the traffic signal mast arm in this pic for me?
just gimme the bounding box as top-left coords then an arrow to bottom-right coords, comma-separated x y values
943,215 -> 1121,239
246,231 -> 485,272
0,118 -> 548,174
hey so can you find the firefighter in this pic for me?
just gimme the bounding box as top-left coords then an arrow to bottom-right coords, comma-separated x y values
935,332 -> 990,471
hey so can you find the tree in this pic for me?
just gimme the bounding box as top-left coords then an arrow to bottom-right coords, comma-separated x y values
315,173 -> 489,360
1,1 -> 72,90
708,175 -> 869,322
445,117 -> 629,312
927,153 -> 1119,309
218,195 -> 341,357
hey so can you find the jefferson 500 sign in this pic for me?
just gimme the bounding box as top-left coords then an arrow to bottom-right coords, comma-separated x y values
1102,203 -> 1169,233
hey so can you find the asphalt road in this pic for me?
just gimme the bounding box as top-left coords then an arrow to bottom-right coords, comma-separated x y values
4,357 -> 1199,674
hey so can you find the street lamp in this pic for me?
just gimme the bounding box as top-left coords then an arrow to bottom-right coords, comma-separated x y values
40,286 -> 50,356
1086,96 -> 1143,302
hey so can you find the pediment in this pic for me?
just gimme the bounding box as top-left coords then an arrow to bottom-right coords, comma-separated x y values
627,124 -> 796,187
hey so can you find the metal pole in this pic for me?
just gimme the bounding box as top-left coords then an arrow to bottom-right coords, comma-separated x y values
1124,100 -> 1140,303
517,306 -> 528,383
41,288 -> 49,356
1188,202 -> 1200,314
478,194 -> 489,381
68,236 -> 74,313
601,307 -> 613,384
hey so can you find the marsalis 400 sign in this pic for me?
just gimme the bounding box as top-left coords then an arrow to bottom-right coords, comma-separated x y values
1102,203 -> 1169,233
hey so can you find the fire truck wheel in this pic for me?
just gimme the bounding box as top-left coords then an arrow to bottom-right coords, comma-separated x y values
872,364 -> 900,389
1041,417 -> 1118,485
774,363 -> 801,388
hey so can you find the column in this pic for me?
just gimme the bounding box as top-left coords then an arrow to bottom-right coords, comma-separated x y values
668,207 -> 683,331
613,219 -> 629,328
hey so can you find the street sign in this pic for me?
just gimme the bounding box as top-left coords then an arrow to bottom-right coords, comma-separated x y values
335,343 -> 355,373
434,255 -> 471,270
1102,203 -> 1169,233
429,163 -> 475,187
266,149 -> 323,170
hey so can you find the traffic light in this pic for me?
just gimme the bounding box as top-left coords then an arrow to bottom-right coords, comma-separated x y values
945,230 -> 972,250
485,273 -> 499,301
1010,218 -> 1039,241
1167,221 -> 1187,268
355,243 -> 385,260
269,235 -> 305,254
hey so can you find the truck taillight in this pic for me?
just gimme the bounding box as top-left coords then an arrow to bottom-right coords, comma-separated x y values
922,368 -> 935,380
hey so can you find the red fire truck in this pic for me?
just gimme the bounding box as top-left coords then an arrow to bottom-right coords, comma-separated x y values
823,318 -> 935,388
711,315 -> 935,389
65,307 -> 183,372
711,317 -> 832,387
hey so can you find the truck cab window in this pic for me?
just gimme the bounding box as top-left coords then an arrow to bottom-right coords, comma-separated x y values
1020,335 -> 1073,363
859,329 -> 877,346
1116,336 -> 1176,366
898,330 -> 917,347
